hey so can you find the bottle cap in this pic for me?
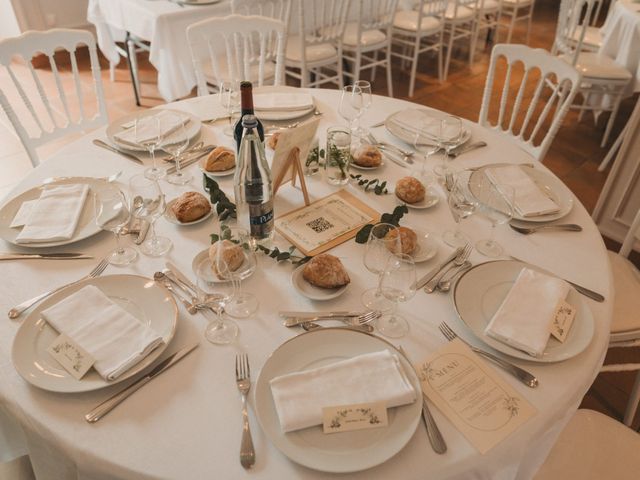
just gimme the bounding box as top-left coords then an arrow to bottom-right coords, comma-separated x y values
242,114 -> 258,129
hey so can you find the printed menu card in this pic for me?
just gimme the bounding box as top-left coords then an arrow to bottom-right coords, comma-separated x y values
417,339 -> 536,454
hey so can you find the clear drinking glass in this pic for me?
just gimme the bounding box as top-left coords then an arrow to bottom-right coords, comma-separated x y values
161,113 -> 192,185
135,115 -> 165,180
361,223 -> 401,311
324,126 -> 351,185
129,174 -> 172,257
219,81 -> 239,137
338,85 -> 364,140
433,116 -> 462,178
377,253 -> 417,338
353,80 -> 372,137
197,275 -> 239,345
474,182 -> 515,257
443,171 -> 476,248
413,119 -> 442,207
93,186 -> 137,266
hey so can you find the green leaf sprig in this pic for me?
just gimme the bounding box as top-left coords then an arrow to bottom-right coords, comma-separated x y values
355,205 -> 409,244
202,175 -> 236,221
349,174 -> 388,195
255,244 -> 311,266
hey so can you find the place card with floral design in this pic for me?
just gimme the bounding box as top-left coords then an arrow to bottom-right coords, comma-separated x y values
417,338 -> 536,454
550,300 -> 576,343
47,333 -> 94,380
322,401 -> 388,434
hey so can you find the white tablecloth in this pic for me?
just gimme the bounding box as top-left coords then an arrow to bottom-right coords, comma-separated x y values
0,89 -> 612,480
600,0 -> 640,93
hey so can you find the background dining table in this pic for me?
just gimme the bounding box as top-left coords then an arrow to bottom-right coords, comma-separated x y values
0,88 -> 612,479
600,0 -> 640,94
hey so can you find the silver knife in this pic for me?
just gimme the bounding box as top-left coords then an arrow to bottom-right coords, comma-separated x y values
84,343 -> 199,423
280,311 -> 353,319
413,247 -> 463,290
93,139 -> 144,164
0,253 -> 93,260
165,261 -> 200,297
166,148 -> 213,175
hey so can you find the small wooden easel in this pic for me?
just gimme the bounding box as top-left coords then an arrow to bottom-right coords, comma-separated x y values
272,146 -> 310,206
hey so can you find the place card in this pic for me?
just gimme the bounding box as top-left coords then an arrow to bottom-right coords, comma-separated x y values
47,333 -> 95,380
417,339 -> 536,454
322,401 -> 388,434
550,300 -> 576,343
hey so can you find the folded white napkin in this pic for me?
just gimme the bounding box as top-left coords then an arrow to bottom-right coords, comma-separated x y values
270,350 -> 416,433
41,285 -> 164,380
484,165 -> 560,217
254,93 -> 314,112
114,110 -> 189,148
389,110 -> 441,141
15,184 -> 89,244
484,267 -> 570,357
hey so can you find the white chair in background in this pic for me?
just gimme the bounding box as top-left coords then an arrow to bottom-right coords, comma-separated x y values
284,0 -> 351,88
498,0 -> 535,45
0,29 -> 108,167
598,207 -> 640,427
534,409 -> 640,479
472,0 -> 503,59
341,0 -> 400,97
553,0 -> 632,147
391,0 -> 447,97
186,15 -> 286,96
478,44 -> 582,162
231,0 -> 292,25
440,0 -> 480,81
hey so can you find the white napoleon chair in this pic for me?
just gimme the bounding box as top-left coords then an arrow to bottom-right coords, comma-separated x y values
553,0 -> 632,147
186,14 -> 286,96
479,44 -> 582,163
284,0 -> 351,88
534,409 -> 640,479
0,29 -> 108,167
472,0 -> 503,59
440,0 -> 480,81
231,0 -> 292,26
391,0 -> 447,97
341,0 -> 400,97
498,0 -> 535,45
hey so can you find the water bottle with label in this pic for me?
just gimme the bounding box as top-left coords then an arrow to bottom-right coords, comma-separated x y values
234,114 -> 274,245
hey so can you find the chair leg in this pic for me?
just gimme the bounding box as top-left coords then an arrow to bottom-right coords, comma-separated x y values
125,32 -> 141,106
624,370 -> 640,426
371,49 -> 379,81
437,30 -> 444,84
578,92 -> 590,122
525,8 -> 533,45
385,44 -> 393,98
337,47 -> 345,89
409,36 -> 420,97
506,8 -> 516,44
601,94 -> 623,147
109,62 -> 116,83
444,24 -> 455,81
353,50 -> 362,85
470,19 -> 479,66
598,122 -> 627,171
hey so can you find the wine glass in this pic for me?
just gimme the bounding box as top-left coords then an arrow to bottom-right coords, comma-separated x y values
338,84 -> 365,141
361,222 -> 401,311
443,171 -> 476,248
377,253 -> 417,338
197,274 -> 239,345
353,80 -> 372,137
93,186 -> 137,266
413,118 -> 442,206
161,113 -> 191,185
474,182 -> 515,257
219,81 -> 239,137
135,115 -> 165,180
129,174 -> 172,257
211,226 -> 258,318
433,116 -> 462,177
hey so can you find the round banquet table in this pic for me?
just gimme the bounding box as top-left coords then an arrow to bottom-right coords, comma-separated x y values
0,88 -> 612,480
600,0 -> 640,93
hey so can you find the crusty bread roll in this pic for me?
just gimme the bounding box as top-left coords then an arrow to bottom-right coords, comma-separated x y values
302,254 -> 350,289
209,239 -> 244,275
395,176 -> 425,204
353,144 -> 382,167
384,226 -> 418,255
267,131 -> 281,150
171,191 -> 211,223
205,146 -> 235,172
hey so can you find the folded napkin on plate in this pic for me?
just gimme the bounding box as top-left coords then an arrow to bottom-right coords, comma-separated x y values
484,165 -> 560,217
270,350 -> 416,433
41,285 -> 164,380
388,110 -> 441,141
254,93 -> 314,112
484,267 -> 570,357
114,110 -> 189,147
15,184 -> 89,244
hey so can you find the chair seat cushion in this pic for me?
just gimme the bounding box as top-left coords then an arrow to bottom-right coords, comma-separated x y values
608,251 -> 640,334
393,10 -> 442,32
342,23 -> 387,47
475,0 -> 501,11
203,57 -> 276,85
560,52 -> 633,80
440,4 -> 475,21
286,36 -> 337,63
571,25 -> 603,49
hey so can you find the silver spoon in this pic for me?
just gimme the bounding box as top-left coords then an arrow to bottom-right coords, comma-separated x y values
301,322 -> 375,333
437,261 -> 472,292
154,272 -> 198,314
509,223 -> 583,235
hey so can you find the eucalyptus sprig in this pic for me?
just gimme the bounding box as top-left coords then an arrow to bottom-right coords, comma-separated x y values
255,244 -> 311,266
349,174 -> 388,195
202,175 -> 236,221
355,205 -> 409,244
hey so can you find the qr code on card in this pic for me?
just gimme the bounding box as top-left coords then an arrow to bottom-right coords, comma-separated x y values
306,217 -> 334,233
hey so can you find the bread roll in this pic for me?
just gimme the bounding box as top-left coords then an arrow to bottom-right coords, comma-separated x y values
171,191 -> 211,223
205,146 -> 235,172
208,240 -> 244,275
302,254 -> 350,289
267,131 -> 281,150
384,226 -> 418,255
395,177 -> 425,204
353,144 -> 382,167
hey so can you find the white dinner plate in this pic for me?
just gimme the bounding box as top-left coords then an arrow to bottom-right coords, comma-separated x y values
164,197 -> 213,225
452,260 -> 595,363
11,275 -> 178,392
291,265 -> 349,301
192,248 -> 257,283
409,229 -> 439,263
171,0 -> 221,5
254,328 -> 422,473
385,109 -> 471,147
0,177 -> 110,248
199,156 -> 235,178
468,165 -> 574,223
106,109 -> 202,152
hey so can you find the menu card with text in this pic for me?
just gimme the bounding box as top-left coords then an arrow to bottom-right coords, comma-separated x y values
417,339 -> 536,454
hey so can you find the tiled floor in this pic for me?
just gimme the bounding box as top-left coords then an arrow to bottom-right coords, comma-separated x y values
1,0 -> 638,429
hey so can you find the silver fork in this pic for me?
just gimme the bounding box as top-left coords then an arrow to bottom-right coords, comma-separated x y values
282,310 -> 380,327
235,354 -> 256,469
424,244 -> 472,293
8,257 -> 109,319
438,322 -> 539,388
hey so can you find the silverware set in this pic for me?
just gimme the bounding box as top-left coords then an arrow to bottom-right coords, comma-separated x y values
280,311 -> 381,333
424,245 -> 473,293
414,246 -> 472,294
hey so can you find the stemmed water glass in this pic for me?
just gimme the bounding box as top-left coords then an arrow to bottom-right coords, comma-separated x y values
433,115 -> 462,177
338,84 -> 365,142
219,81 -> 239,136
135,115 -> 165,180
353,80 -> 372,137
443,171 -> 476,248
129,174 -> 172,257
377,253 -> 417,338
473,182 -> 515,257
197,274 -> 238,345
161,113 -> 191,185
93,186 -> 137,266
413,118 -> 441,207
361,222 -> 401,311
